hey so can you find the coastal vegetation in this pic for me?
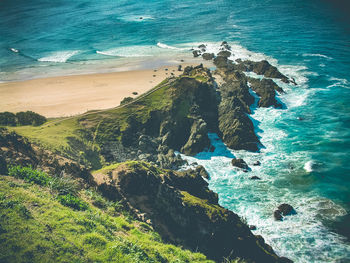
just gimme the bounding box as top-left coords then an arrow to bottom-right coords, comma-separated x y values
0,111 -> 46,127
0,167 -> 213,263
0,46 -> 295,262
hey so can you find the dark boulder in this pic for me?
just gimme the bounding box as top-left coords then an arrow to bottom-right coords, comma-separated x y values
231,158 -> 249,170
278,204 -> 297,216
178,65 -> 182,71
220,41 -> 232,51
250,176 -> 261,180
249,225 -> 257,230
198,44 -> 206,52
248,78 -> 283,108
274,204 -> 296,221
253,161 -> 261,166
213,56 -> 228,68
202,53 -> 215,60
252,60 -> 289,83
217,50 -> 231,58
193,50 -> 201,57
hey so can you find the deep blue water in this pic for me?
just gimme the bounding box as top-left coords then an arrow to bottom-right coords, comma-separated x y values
1,0 -> 349,262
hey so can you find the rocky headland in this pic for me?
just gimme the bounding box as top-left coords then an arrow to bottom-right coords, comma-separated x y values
0,42 -> 296,262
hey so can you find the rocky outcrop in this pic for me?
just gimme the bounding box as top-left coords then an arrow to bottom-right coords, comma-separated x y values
213,56 -> 230,69
231,158 -> 249,170
93,161 -> 292,263
217,50 -> 231,58
234,60 -> 290,83
202,53 -> 215,60
274,204 -> 297,221
181,118 -> 210,156
0,128 -> 92,183
248,77 -> 284,108
193,50 -> 201,57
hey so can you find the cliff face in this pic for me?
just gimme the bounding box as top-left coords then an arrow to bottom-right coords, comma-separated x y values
77,58 -> 287,168
0,128 -> 292,262
0,128 -> 93,184
93,161 -> 291,263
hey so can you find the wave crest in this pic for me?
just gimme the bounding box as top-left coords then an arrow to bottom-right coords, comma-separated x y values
38,50 -> 79,63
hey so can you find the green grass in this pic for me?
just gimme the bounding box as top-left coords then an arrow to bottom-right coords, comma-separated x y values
0,174 -> 213,263
8,118 -> 103,169
9,118 -> 81,151
181,191 -> 228,221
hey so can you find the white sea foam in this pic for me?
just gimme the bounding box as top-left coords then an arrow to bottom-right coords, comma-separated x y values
38,50 -> 79,63
327,77 -> 350,89
10,48 -> 19,53
157,42 -> 186,50
304,160 -> 314,172
121,15 -> 155,22
302,53 -> 333,60
96,46 -> 154,57
97,43 -> 188,58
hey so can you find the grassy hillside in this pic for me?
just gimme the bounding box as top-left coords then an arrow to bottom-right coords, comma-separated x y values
0,171 -> 214,263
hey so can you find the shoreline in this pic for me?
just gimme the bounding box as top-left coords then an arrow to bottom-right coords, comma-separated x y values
0,59 -> 213,118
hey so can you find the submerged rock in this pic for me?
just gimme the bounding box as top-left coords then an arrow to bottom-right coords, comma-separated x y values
250,176 -> 261,180
253,161 -> 261,166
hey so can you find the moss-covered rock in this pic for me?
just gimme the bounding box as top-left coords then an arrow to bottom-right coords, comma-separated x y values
93,161 -> 291,263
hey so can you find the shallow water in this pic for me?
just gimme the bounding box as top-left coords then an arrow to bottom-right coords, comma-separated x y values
1,0 -> 350,261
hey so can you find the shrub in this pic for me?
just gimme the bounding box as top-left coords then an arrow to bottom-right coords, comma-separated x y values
85,189 -> 112,209
15,111 -> 46,126
57,194 -> 89,211
7,165 -> 50,186
0,112 -> 16,126
49,174 -> 80,196
120,97 -> 133,105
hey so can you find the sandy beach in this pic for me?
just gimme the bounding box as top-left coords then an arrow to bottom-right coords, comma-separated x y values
0,62 -> 211,118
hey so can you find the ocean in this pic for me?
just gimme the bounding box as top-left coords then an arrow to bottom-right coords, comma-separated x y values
0,0 -> 349,262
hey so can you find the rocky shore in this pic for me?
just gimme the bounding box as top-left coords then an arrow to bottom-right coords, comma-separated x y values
0,42 -> 296,262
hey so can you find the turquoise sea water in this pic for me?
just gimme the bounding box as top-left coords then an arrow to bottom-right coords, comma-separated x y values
1,0 -> 350,262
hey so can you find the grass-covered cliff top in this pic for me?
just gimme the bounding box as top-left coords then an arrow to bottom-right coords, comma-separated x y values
0,170 -> 214,263
7,66 -> 213,169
